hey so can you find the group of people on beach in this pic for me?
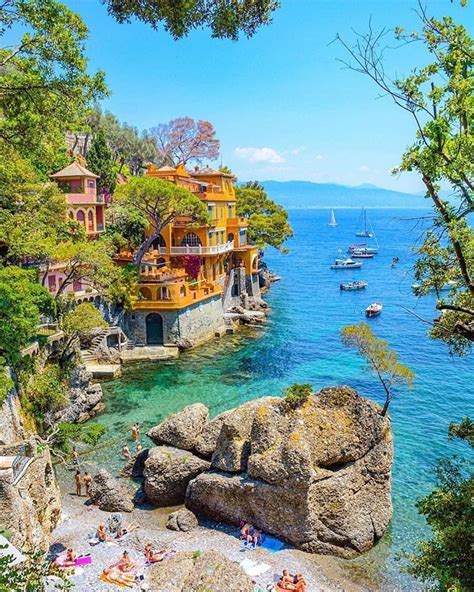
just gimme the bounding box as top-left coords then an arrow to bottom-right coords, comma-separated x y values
276,569 -> 307,591
240,521 -> 263,549
74,469 -> 92,497
122,423 -> 142,459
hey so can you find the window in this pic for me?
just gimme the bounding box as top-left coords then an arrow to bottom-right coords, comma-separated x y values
87,210 -> 94,232
76,210 -> 85,226
239,229 -> 247,246
180,233 -> 201,247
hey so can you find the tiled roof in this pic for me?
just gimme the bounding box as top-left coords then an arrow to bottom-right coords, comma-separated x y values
156,165 -> 177,172
50,162 -> 99,179
193,166 -> 234,178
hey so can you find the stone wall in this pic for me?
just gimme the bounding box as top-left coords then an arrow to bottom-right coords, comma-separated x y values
123,295 -> 225,347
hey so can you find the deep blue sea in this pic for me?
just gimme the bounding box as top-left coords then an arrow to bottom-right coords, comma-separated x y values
94,208 -> 473,590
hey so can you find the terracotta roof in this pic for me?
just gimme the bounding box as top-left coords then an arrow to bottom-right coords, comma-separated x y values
50,162 -> 99,179
156,165 -> 177,172
193,166 -> 235,178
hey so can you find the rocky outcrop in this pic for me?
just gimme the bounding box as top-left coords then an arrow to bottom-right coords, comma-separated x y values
185,387 -> 393,558
120,448 -> 149,478
166,508 -> 198,532
88,469 -> 134,512
49,365 -> 103,425
147,403 -> 209,450
0,379 -> 25,445
211,398 -> 279,472
194,412 -> 230,459
148,550 -> 253,592
0,440 -> 61,551
143,446 -> 210,506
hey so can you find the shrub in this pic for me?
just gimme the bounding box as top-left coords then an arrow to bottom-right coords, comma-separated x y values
283,383 -> 313,410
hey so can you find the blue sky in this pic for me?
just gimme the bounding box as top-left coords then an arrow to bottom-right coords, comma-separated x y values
66,0 -> 471,192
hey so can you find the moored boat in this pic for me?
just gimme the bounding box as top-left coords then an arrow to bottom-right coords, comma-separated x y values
351,252 -> 374,259
328,209 -> 337,227
330,258 -> 362,269
340,281 -> 368,291
365,302 -> 382,317
355,207 -> 374,238
347,243 -> 378,255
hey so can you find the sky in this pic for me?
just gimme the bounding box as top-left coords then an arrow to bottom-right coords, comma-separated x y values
65,0 -> 472,193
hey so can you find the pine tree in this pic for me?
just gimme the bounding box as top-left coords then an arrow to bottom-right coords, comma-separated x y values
86,129 -> 116,194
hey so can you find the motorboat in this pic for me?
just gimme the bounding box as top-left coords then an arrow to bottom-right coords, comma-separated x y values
365,302 -> 383,317
330,258 -> 362,269
340,281 -> 368,291
347,243 -> 378,255
412,280 -> 458,292
351,252 -> 374,259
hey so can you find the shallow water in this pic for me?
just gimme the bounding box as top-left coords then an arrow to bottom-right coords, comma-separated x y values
90,208 -> 473,590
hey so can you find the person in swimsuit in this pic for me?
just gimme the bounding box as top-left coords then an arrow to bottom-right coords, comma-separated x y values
74,470 -> 82,496
83,471 -> 92,496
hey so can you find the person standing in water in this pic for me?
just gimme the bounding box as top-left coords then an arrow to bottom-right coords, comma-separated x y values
74,469 -> 82,496
122,443 -> 131,459
131,424 -> 139,442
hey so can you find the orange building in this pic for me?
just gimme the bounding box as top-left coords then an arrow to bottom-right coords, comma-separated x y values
122,164 -> 261,347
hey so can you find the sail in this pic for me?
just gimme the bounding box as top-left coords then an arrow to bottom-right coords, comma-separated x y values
328,209 -> 337,226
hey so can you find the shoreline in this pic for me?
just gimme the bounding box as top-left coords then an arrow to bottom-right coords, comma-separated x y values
52,480 -> 372,592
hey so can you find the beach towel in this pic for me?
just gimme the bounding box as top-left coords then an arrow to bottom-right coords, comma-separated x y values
99,573 -> 131,588
260,536 -> 285,553
240,558 -> 271,577
75,556 -> 92,566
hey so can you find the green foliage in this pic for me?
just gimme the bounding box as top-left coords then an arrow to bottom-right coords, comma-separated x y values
405,419 -> 473,591
22,363 -> 68,428
283,383 -> 313,410
0,360 -> 13,405
341,323 -> 414,415
61,302 -> 108,339
104,0 -> 280,40
236,183 -> 293,250
53,421 -> 106,454
105,204 -> 148,250
0,548 -> 72,591
448,417 -> 474,447
86,128 -> 116,193
114,176 -> 209,266
0,0 -> 107,173
0,266 -> 53,365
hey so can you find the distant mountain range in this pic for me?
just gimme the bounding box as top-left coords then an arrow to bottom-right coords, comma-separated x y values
259,180 -> 428,209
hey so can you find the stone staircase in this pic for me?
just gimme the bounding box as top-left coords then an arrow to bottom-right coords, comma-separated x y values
80,328 -> 108,363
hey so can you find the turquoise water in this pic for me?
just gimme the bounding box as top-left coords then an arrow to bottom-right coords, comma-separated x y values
93,209 -> 473,590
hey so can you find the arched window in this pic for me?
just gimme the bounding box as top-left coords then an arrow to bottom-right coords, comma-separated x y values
180,232 -> 201,247
138,287 -> 152,300
76,210 -> 85,226
151,235 -> 166,251
159,286 -> 171,300
87,210 -> 94,232
228,232 -> 234,243
180,285 -> 186,297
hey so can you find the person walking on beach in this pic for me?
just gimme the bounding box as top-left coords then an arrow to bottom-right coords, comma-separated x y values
74,469 -> 82,496
72,446 -> 79,465
84,471 -> 92,497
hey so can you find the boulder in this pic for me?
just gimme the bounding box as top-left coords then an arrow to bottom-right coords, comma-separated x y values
211,398 -> 279,473
166,508 -> 198,532
185,387 -> 393,559
148,550 -> 253,592
194,411 -> 230,459
88,469 -> 134,513
143,446 -> 210,507
148,403 -> 209,450
120,448 -> 149,478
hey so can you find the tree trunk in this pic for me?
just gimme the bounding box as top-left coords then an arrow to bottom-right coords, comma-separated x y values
133,232 -> 161,267
381,395 -> 391,417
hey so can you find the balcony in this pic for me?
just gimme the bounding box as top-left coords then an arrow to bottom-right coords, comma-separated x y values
132,278 -> 222,310
227,217 -> 248,227
169,241 -> 234,256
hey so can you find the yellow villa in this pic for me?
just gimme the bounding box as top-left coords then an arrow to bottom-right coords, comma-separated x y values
120,163 -> 261,348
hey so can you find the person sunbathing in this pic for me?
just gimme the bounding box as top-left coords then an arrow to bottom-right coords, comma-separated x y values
115,522 -> 139,539
97,523 -> 112,543
294,573 -> 307,591
55,548 -> 77,569
277,569 -> 297,591
250,527 -> 262,548
144,543 -> 168,563
240,522 -> 252,541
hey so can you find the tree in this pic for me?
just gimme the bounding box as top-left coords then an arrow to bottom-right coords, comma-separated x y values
103,0 -> 280,40
86,128 -> 116,193
283,383 -> 313,410
59,302 -> 108,362
341,322 -> 414,416
336,6 -> 474,353
0,266 -> 53,366
105,204 -> 148,251
0,0 -> 107,174
236,183 -> 293,250
114,176 -> 209,266
150,117 -> 220,166
0,549 -> 72,591
405,418 -> 473,591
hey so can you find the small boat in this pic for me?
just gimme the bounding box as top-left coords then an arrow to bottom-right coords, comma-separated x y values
412,280 -> 458,292
331,258 -> 362,270
355,207 -> 373,238
340,281 -> 368,291
328,209 -> 337,227
366,302 -> 383,317
347,243 -> 378,255
351,252 -> 374,259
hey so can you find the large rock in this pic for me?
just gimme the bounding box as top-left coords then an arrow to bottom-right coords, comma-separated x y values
148,403 -> 209,450
194,411 -> 230,459
120,448 -> 149,478
88,469 -> 134,513
211,398 -> 279,472
0,440 -> 61,551
143,446 -> 210,507
148,550 -> 253,592
166,508 -> 198,532
185,387 -> 393,559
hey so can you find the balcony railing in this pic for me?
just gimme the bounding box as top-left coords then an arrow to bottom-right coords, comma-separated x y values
169,241 -> 234,256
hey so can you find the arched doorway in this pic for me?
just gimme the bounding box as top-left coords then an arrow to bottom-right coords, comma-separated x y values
146,313 -> 164,345
180,232 -> 201,247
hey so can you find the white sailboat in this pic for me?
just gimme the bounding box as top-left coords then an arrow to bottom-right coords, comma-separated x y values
328,209 -> 337,227
355,207 -> 373,238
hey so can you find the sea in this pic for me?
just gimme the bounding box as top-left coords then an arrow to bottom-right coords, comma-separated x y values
89,208 -> 473,590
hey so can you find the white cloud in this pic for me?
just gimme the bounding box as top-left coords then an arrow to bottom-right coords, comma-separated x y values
359,165 -> 370,172
315,154 -> 323,160
235,147 -> 285,164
